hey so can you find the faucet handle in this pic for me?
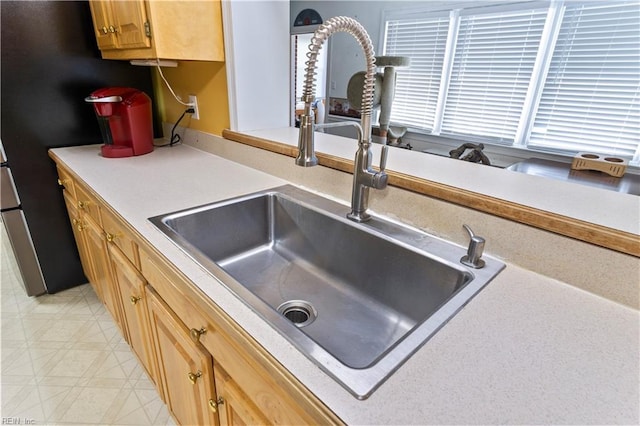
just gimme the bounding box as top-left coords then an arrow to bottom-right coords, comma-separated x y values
379,145 -> 389,172
461,224 -> 485,269
371,145 -> 389,189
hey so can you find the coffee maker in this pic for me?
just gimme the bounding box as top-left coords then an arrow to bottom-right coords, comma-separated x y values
85,87 -> 154,158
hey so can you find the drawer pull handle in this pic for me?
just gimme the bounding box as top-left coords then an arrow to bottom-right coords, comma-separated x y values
189,327 -> 207,343
130,295 -> 141,305
77,200 -> 88,210
187,371 -> 202,385
208,397 -> 224,413
57,178 -> 68,187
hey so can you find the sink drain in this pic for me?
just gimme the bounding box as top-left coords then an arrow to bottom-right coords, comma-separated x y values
277,300 -> 317,327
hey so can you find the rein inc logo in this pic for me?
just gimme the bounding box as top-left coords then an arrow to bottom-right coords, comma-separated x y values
2,418 -> 35,425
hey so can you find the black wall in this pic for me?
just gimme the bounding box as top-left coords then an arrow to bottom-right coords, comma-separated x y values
1,1 -> 157,293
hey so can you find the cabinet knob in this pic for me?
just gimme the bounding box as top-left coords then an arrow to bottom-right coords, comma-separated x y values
105,232 -> 118,243
130,295 -> 141,305
187,370 -> 202,385
57,178 -> 68,187
77,200 -> 87,210
189,327 -> 207,343
208,397 -> 224,413
108,25 -> 117,33
101,26 -> 109,34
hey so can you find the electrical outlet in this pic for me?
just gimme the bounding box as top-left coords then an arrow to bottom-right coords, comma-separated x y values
188,95 -> 199,120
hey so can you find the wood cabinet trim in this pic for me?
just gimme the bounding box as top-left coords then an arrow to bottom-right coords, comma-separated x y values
221,129 -> 640,257
88,0 -> 224,62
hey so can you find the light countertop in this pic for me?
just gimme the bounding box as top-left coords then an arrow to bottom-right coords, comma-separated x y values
51,143 -> 639,425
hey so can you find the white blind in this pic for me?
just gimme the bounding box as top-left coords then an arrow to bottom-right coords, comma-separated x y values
528,1 -> 640,158
441,6 -> 549,142
383,14 -> 450,131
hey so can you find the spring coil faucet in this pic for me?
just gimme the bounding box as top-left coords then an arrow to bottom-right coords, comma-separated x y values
297,16 -> 388,223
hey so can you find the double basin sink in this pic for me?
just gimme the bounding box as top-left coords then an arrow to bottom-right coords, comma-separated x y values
149,184 -> 504,399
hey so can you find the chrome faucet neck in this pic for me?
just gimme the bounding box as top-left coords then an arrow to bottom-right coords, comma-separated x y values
296,16 -> 388,222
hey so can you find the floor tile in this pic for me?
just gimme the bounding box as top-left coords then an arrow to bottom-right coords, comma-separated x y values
1,220 -> 172,425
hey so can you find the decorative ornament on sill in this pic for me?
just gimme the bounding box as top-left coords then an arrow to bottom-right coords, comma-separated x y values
449,143 -> 491,166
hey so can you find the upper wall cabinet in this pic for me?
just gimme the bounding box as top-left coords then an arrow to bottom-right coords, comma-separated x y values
88,0 -> 225,61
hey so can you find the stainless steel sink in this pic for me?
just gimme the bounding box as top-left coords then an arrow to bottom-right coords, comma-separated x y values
149,185 -> 504,399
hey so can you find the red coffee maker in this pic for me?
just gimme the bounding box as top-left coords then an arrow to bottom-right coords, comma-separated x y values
85,87 -> 154,158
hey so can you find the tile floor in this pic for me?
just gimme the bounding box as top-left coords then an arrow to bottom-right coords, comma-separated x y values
0,220 -> 175,425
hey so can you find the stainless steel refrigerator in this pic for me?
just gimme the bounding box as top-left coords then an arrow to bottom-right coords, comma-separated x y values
1,1 -> 159,295
1,141 -> 47,296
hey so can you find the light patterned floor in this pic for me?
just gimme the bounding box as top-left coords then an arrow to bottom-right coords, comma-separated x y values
0,219 -> 175,425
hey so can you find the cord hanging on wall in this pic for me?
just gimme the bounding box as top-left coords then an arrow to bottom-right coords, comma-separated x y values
133,59 -> 195,147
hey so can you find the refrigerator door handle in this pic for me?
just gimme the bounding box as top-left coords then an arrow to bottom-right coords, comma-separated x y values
1,165 -> 20,209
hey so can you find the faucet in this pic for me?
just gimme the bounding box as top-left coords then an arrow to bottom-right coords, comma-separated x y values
296,16 -> 388,223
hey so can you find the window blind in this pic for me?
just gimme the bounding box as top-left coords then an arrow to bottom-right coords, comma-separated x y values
383,14 -> 450,131
441,6 -> 549,142
528,1 -> 640,159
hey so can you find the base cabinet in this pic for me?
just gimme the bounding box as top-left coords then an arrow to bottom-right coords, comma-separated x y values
62,191 -> 96,296
53,159 -> 342,426
109,242 -> 157,386
147,287 -> 218,426
83,213 -> 124,330
213,364 -> 269,425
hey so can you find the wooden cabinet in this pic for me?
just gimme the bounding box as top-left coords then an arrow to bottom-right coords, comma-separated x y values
139,248 -> 337,426
109,242 -> 157,384
88,0 -> 118,50
88,0 -> 224,62
52,159 -> 342,426
62,191 -> 95,295
83,207 -> 126,334
60,171 -> 124,333
88,0 -> 151,51
213,364 -> 269,425
147,287 -> 218,426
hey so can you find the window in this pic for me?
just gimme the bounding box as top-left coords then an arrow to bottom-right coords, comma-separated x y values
383,12 -> 450,131
382,0 -> 640,164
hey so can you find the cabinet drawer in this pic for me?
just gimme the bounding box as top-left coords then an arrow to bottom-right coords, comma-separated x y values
102,208 -> 139,268
75,183 -> 102,225
139,248 -> 208,335
56,165 -> 76,200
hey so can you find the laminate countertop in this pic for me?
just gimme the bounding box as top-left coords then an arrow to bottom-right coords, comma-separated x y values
50,143 -> 639,425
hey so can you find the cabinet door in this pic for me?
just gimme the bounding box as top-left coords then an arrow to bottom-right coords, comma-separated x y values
109,243 -> 157,385
84,214 -> 125,333
62,191 -> 96,294
88,0 -> 117,50
110,0 -> 151,49
147,287 -> 218,426
213,364 -> 269,426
